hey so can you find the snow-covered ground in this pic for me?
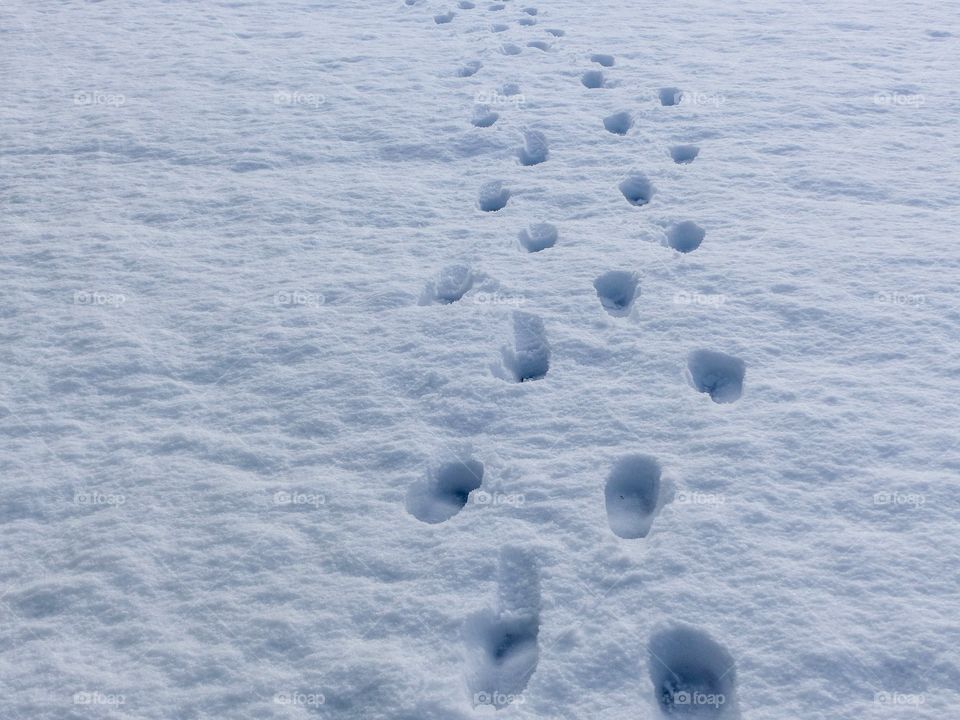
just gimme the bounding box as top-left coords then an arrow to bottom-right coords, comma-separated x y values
2,0 -> 959,718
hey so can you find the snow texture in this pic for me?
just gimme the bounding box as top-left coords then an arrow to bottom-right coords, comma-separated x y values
2,0 -> 960,718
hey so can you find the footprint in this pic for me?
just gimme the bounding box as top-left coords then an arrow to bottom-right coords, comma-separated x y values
603,110 -> 633,135
517,130 -> 548,166
435,10 -> 455,23
478,181 -> 510,212
590,53 -> 615,67
518,222 -> 557,253
670,144 -> 700,164
581,70 -> 606,88
659,87 -> 683,106
464,547 -> 541,709
498,82 -> 522,97
501,311 -> 550,382
471,104 -> 499,127
458,0 -> 475,7
648,624 -> 738,718
419,265 -> 474,305
457,60 -> 482,77
593,271 -> 639,316
619,173 -> 655,206
406,458 -> 484,524
666,221 -> 705,253
545,28 -> 565,37
518,17 -> 537,26
686,350 -> 745,404
488,2 -> 505,9
527,40 -> 550,51
605,454 -> 670,538
501,42 -> 523,55
522,7 -> 538,14
491,23 -> 509,32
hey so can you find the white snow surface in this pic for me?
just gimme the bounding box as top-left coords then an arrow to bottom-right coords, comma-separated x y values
2,0 -> 959,718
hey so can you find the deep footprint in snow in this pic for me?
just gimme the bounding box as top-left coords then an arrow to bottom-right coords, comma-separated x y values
523,6 -> 538,14
435,10 -> 455,23
659,87 -> 683,106
581,70 -> 606,89
458,0 -> 475,7
518,222 -> 557,253
501,43 -> 523,55
590,53 -> 615,67
603,110 -> 633,135
478,181 -> 510,212
457,60 -> 482,77
518,17 -> 537,26
686,350 -> 745,404
546,28 -> 565,37
527,40 -> 550,51
471,104 -> 499,127
648,624 -> 738,718
491,23 -> 508,32
464,547 -> 541,710
605,454 -> 669,538
419,265 -> 474,305
517,130 -> 548,166
489,2 -> 505,9
670,144 -> 700,164
620,173 -> 655,206
593,271 -> 639,316
500,311 -> 550,382
666,221 -> 705,253
406,459 -> 484,524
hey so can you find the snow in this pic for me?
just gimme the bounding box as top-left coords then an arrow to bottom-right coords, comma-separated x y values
1,0 -> 959,718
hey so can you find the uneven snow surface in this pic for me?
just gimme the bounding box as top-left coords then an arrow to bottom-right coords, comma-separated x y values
2,0 -> 959,718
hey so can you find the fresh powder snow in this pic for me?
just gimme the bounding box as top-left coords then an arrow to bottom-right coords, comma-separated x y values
1,0 -> 958,718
